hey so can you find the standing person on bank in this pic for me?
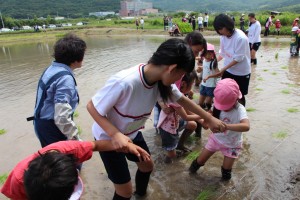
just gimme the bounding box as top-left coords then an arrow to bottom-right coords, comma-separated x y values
248,13 -> 261,65
213,14 -> 251,106
28,34 -> 86,147
87,38 -> 225,200
240,14 -> 245,32
198,14 -> 204,32
204,13 -> 209,29
264,15 -> 274,36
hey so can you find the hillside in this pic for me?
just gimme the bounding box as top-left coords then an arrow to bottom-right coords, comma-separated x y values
0,0 -> 299,19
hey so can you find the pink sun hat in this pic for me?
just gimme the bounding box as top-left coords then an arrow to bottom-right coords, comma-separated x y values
213,78 -> 242,110
207,43 -> 215,51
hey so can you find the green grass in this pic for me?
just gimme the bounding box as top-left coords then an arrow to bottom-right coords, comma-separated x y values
73,111 -> 79,118
77,125 -> 82,135
246,107 -> 256,112
288,84 -> 297,88
0,173 -> 8,184
255,88 -> 263,91
185,151 -> 199,162
0,129 -> 6,135
196,187 -> 216,200
272,131 -> 288,139
257,77 -> 264,81
281,89 -> 290,94
271,72 -> 277,75
287,108 -> 299,113
281,66 -> 288,70
275,53 -> 279,59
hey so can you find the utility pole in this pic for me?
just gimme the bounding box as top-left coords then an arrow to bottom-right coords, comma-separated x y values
0,11 -> 4,28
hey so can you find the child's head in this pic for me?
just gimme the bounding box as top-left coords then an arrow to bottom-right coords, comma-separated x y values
213,78 -> 242,111
24,152 -> 79,200
248,13 -> 256,23
204,43 -> 218,70
213,14 -> 235,37
179,70 -> 197,94
53,33 -> 87,67
148,38 -> 195,101
184,31 -> 207,57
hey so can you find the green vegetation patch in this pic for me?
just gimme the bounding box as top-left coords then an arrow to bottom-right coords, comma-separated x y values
73,111 -> 79,118
257,77 -> 264,81
77,125 -> 82,135
272,131 -> 288,139
288,84 -> 297,88
271,72 -> 277,75
281,89 -> 290,94
0,129 -> 7,135
187,135 -> 198,143
246,107 -> 256,112
255,88 -> 263,91
275,53 -> 279,59
185,151 -> 199,162
263,69 -> 269,72
281,66 -> 288,70
287,108 -> 299,113
0,173 -> 8,184
196,186 -> 217,200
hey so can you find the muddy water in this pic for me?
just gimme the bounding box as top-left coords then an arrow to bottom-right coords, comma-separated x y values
0,36 -> 299,200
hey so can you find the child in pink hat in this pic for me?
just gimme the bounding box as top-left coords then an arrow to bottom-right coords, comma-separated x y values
189,78 -> 250,180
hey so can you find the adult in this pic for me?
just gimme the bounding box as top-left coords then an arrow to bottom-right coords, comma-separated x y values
135,18 -> 139,30
213,14 -> 251,106
168,16 -> 173,31
240,14 -> 245,32
28,34 -> 86,147
140,17 -> 144,30
163,16 -> 168,31
192,16 -> 196,31
1,140 -> 150,200
248,13 -> 261,65
198,14 -> 204,32
292,18 -> 299,27
204,13 -> 209,29
264,15 -> 274,36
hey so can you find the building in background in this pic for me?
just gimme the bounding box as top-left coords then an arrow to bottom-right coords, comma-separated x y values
119,0 -> 158,16
89,11 -> 116,17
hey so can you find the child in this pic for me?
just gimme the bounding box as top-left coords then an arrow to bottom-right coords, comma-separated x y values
87,38 -> 225,199
197,43 -> 219,111
290,26 -> 300,56
189,79 -> 250,181
0,140 -> 150,200
27,34 -> 86,147
157,71 -> 202,163
275,19 -> 281,35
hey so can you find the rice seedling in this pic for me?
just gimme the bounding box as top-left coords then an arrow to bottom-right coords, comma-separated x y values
263,69 -> 268,72
73,110 -> 79,118
77,125 -> 83,135
275,52 -> 278,59
272,131 -> 288,139
196,187 -> 216,200
185,151 -> 199,162
257,77 -> 264,81
271,72 -> 277,75
0,129 -> 6,135
288,84 -> 297,88
281,66 -> 288,70
246,107 -> 256,112
255,88 -> 263,91
0,173 -> 8,184
287,108 -> 299,113
281,89 -> 290,94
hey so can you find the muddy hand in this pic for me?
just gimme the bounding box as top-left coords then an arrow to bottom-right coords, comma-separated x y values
207,116 -> 226,133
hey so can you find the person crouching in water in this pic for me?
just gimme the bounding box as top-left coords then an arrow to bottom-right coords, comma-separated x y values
157,71 -> 203,163
290,26 -> 300,56
189,79 -> 250,181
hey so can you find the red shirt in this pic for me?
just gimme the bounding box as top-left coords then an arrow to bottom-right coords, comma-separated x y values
1,141 -> 93,200
275,21 -> 281,29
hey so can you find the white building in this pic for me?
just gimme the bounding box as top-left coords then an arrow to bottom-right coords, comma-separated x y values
89,12 -> 116,17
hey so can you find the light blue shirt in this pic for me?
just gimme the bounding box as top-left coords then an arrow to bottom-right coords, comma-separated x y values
34,61 -> 79,120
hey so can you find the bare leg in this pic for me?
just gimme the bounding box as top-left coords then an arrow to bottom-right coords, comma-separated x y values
177,121 -> 197,151
189,148 -> 215,173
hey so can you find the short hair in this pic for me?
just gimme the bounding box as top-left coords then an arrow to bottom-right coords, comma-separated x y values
184,31 -> 207,57
24,152 -> 78,200
248,13 -> 255,18
213,14 -> 235,35
181,70 -> 197,86
53,33 -> 87,66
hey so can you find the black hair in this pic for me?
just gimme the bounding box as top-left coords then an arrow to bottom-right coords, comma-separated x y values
24,152 -> 78,200
181,70 -> 197,87
207,51 -> 218,70
213,14 -> 235,35
184,31 -> 207,57
53,33 -> 87,66
212,106 -> 221,119
248,13 -> 255,18
148,38 -> 195,102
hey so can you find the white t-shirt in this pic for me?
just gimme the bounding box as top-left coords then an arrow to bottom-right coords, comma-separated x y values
204,15 -> 209,23
248,21 -> 261,44
198,16 -> 203,24
214,103 -> 248,148
201,59 -> 219,87
92,64 -> 183,140
265,17 -> 272,27
140,19 -> 144,24
219,29 -> 251,76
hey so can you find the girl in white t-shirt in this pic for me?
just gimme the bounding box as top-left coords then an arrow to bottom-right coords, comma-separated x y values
196,43 -> 220,111
87,38 -> 226,199
189,78 -> 250,181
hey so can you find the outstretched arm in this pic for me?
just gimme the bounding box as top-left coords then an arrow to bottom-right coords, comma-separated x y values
225,119 -> 250,132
